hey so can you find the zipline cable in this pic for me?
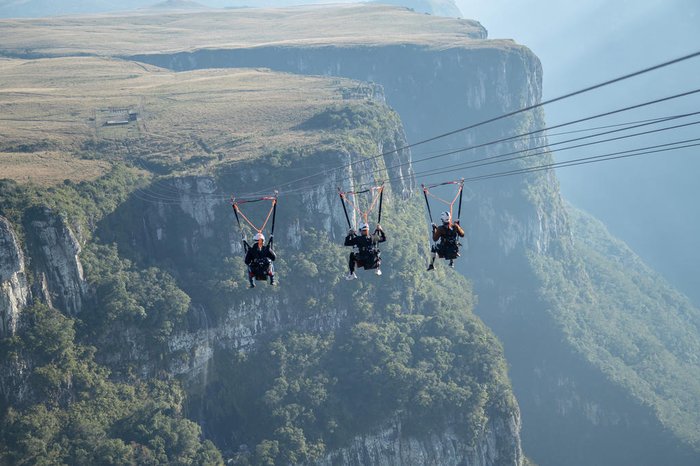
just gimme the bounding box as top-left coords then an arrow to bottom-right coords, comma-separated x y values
273,115 -> 700,197
368,137 -> 700,188
126,91 -> 700,203
122,53 -> 700,204
243,51 -> 700,196
241,87 -> 700,198
462,140 -> 700,183
126,134 -> 700,207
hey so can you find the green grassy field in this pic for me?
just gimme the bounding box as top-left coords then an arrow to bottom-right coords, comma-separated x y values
0,56 -> 372,184
0,3 -> 503,57
0,151 -> 109,185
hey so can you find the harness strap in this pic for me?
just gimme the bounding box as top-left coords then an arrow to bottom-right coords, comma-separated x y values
339,184 -> 384,228
338,188 -> 353,229
232,192 -> 278,250
269,195 -> 278,246
235,206 -> 260,231
367,186 -> 383,224
232,202 -> 249,252
422,185 -> 434,224
457,179 -> 464,220
424,182 -> 463,228
259,199 -> 276,233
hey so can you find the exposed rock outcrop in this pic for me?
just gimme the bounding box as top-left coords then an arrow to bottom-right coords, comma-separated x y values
314,412 -> 521,466
0,216 -> 29,337
25,207 -> 86,315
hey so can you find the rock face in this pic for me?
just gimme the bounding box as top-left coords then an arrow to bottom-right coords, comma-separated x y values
100,127 -> 414,370
314,413 -> 521,466
0,216 -> 29,337
25,207 -> 86,315
130,41 -> 556,261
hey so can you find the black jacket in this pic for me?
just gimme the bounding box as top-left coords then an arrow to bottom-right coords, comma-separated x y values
244,243 -> 276,265
344,229 -> 386,256
433,223 -> 465,243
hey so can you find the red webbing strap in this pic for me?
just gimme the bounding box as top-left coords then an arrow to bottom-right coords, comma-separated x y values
232,195 -> 277,235
340,185 -> 383,226
424,181 -> 463,228
342,192 -> 365,218
258,199 -> 276,233
367,186 -> 383,218
234,205 -> 260,232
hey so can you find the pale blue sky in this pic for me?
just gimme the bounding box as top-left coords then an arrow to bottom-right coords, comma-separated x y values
456,0 -> 698,96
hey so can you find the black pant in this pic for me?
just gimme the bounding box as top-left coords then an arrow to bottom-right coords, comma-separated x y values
349,252 -> 378,272
348,253 -> 357,273
249,261 -> 274,279
432,242 -> 459,260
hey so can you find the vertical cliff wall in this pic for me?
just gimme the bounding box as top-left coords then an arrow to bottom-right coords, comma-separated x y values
96,174 -> 522,466
315,413 -> 521,466
1,207 -> 87,338
24,207 -> 87,315
0,216 -> 28,338
131,41 -> 563,266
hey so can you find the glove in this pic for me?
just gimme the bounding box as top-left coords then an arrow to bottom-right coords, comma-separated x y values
348,229 -> 355,235
454,219 -> 460,225
431,223 -> 437,230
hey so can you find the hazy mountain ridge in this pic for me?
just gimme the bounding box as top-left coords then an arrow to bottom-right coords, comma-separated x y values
149,0 -> 207,9
0,0 -> 462,19
371,0 -> 462,17
567,206 -> 700,448
0,4 -> 487,56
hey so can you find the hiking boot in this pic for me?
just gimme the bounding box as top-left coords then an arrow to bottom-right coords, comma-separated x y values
345,272 -> 358,280
375,268 -> 382,276
449,260 -> 454,268
427,263 -> 435,271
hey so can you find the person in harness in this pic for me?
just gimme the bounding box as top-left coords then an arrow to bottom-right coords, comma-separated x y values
427,211 -> 464,270
344,223 -> 386,280
244,232 -> 276,288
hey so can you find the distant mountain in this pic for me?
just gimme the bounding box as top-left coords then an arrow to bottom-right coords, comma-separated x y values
0,0 -> 463,19
0,0 -> 150,17
371,0 -> 462,17
149,0 -> 207,9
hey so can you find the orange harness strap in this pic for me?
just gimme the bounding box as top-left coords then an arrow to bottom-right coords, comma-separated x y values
424,182 -> 463,228
340,185 -> 384,227
233,196 -> 277,235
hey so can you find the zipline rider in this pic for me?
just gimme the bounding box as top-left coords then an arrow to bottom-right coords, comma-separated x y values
344,223 -> 386,280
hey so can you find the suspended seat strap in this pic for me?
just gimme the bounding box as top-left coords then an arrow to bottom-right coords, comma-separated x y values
422,179 -> 464,228
232,191 -> 278,250
338,184 -> 384,228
